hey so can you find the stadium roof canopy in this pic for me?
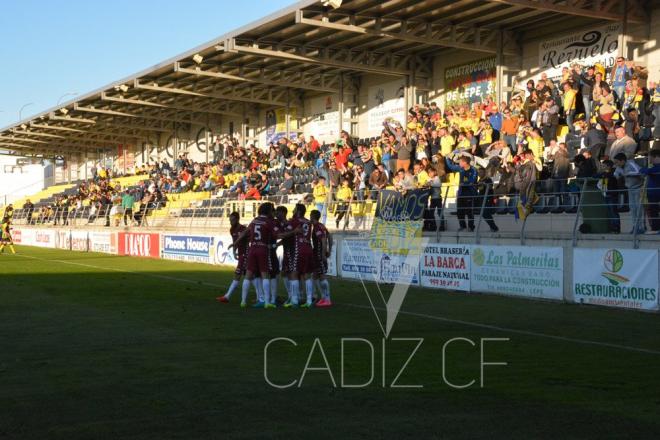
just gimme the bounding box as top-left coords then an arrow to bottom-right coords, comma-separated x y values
0,0 -> 649,157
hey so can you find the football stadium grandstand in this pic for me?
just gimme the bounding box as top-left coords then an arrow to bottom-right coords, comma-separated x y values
1,0 -> 659,244
2,1 -> 660,438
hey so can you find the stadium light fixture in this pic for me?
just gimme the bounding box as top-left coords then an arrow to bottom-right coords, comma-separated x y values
60,108 -> 69,115
56,92 -> 78,105
192,54 -> 204,64
18,102 -> 34,122
114,84 -> 129,93
321,0 -> 342,9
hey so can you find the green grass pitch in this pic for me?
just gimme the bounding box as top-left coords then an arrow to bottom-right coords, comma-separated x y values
1,246 -> 659,439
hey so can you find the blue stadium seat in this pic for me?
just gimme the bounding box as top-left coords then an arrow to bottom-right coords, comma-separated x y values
537,195 -> 551,214
495,197 -> 508,215
565,193 -> 579,213
544,195 -> 559,213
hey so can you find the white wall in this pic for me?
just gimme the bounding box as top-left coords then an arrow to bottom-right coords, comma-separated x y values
0,156 -> 45,204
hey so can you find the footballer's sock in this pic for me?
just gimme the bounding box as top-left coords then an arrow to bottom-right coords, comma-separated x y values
314,279 -> 322,299
253,278 -> 264,303
241,279 -> 251,304
0,244 -> 4,253
320,279 -> 330,300
305,279 -> 314,304
285,278 -> 292,300
290,280 -> 300,305
225,280 -> 240,298
270,278 -> 278,304
262,278 -> 271,305
9,245 -> 15,254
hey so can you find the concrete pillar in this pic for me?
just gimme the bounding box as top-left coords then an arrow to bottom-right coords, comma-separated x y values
496,30 -> 504,105
285,89 -> 291,140
338,74 -> 345,135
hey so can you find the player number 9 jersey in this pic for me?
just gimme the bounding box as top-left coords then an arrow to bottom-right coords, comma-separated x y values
290,217 -> 312,246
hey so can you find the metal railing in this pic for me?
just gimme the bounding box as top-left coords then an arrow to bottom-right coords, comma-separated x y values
6,177 -> 658,247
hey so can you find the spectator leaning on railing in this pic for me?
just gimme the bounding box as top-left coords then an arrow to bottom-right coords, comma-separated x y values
613,152 -> 645,234
641,149 -> 660,233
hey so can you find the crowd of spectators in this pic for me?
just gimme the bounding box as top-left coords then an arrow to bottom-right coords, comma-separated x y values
13,56 -> 660,234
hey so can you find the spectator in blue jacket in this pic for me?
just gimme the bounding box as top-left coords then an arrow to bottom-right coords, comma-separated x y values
610,57 -> 632,109
641,149 -> 660,233
445,155 -> 478,231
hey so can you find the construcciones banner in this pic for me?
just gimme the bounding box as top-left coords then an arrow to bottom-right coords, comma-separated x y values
470,245 -> 563,300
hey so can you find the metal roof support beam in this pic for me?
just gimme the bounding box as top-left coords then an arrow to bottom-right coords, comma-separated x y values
9,130 -> 67,140
29,122 -> 170,134
44,140 -> 111,148
133,79 -> 288,107
48,114 -> 96,124
96,122 -> 172,133
73,104 -> 135,118
101,92 -> 242,117
295,10 -> 517,56
0,136 -> 50,144
0,143 -> 82,155
223,39 -> 412,77
0,142 -> 35,149
488,0 -> 644,23
71,104 -> 206,126
52,134 -> 148,144
174,62 -> 339,94
26,124 -> 150,141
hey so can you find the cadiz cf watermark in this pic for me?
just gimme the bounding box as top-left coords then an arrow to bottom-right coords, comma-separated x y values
264,189 -> 508,388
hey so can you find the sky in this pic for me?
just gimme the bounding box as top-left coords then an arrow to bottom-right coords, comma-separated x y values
0,0 -> 294,129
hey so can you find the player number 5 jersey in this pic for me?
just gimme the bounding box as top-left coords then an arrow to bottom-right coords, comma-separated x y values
248,216 -> 275,247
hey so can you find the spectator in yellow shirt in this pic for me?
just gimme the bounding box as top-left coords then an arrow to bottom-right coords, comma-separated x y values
313,177 -> 328,223
414,163 -> 429,188
526,128 -> 545,163
334,178 -> 353,229
562,81 -> 577,133
370,140 -> 382,165
440,128 -> 456,156
477,121 -> 493,149
455,131 -> 471,152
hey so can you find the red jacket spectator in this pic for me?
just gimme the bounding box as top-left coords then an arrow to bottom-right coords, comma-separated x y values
244,186 -> 261,200
333,145 -> 352,170
308,136 -> 320,153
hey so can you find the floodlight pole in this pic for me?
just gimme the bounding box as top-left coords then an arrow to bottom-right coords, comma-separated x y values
57,92 -> 78,106
18,103 -> 34,122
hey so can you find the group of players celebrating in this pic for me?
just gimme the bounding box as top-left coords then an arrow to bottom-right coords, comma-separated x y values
216,202 -> 333,308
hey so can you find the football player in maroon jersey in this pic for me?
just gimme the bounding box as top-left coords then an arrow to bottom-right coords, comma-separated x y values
272,205 -> 291,304
231,203 -> 276,308
285,204 -> 315,308
310,209 -> 333,307
217,212 -> 247,303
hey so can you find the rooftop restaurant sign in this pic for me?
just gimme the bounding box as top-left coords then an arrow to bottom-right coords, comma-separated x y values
538,23 -> 621,80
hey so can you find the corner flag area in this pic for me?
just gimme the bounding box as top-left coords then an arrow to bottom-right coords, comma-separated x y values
1,246 -> 659,439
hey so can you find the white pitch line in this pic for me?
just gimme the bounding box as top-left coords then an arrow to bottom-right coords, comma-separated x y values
14,254 -> 223,289
341,303 -> 660,356
9,252 -> 660,356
